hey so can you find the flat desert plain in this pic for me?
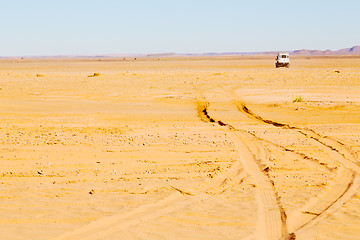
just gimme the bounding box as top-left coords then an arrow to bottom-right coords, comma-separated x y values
1,56 -> 360,240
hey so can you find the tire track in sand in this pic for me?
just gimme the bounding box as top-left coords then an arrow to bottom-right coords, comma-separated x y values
233,99 -> 360,238
234,100 -> 359,168
198,101 -> 288,240
52,109 -> 247,239
52,161 -> 247,240
53,165 -> 247,240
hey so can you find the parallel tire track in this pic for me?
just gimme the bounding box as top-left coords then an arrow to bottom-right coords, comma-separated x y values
198,101 -> 288,239
234,100 -> 359,168
233,99 -> 360,237
52,104 -> 248,240
229,131 -> 288,239
287,168 -> 360,234
53,162 -> 247,240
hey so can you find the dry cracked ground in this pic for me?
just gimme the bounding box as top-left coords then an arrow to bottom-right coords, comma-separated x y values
0,56 -> 360,240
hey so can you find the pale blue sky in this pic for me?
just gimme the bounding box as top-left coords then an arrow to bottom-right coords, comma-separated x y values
0,0 -> 359,56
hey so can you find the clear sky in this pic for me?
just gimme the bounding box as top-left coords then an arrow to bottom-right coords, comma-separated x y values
0,0 -> 359,56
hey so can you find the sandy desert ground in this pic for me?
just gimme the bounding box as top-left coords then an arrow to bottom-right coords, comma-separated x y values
0,56 -> 360,240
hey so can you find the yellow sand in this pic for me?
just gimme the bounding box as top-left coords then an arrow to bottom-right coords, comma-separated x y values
0,56 -> 360,239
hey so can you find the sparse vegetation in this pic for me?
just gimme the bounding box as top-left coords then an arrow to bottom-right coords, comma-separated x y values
293,95 -> 303,103
88,72 -> 100,77
1,56 -> 359,239
36,74 -> 44,77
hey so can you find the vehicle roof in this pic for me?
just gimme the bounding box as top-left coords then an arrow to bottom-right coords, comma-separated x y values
278,52 -> 289,55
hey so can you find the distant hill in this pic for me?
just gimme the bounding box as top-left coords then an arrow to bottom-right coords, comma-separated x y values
2,46 -> 359,59
179,45 -> 360,56
333,45 -> 360,55
146,53 -> 177,57
292,46 -> 360,55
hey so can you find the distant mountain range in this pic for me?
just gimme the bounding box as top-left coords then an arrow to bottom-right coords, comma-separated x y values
178,45 -> 360,57
1,46 -> 359,59
291,46 -> 360,55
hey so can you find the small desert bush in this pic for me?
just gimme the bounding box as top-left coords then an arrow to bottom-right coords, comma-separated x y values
293,95 -> 303,103
36,74 -> 44,77
88,72 -> 100,77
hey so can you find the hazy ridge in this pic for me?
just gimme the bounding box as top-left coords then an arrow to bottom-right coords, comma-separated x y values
1,46 -> 359,59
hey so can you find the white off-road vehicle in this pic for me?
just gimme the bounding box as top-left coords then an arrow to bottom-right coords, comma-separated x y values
275,52 -> 290,68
